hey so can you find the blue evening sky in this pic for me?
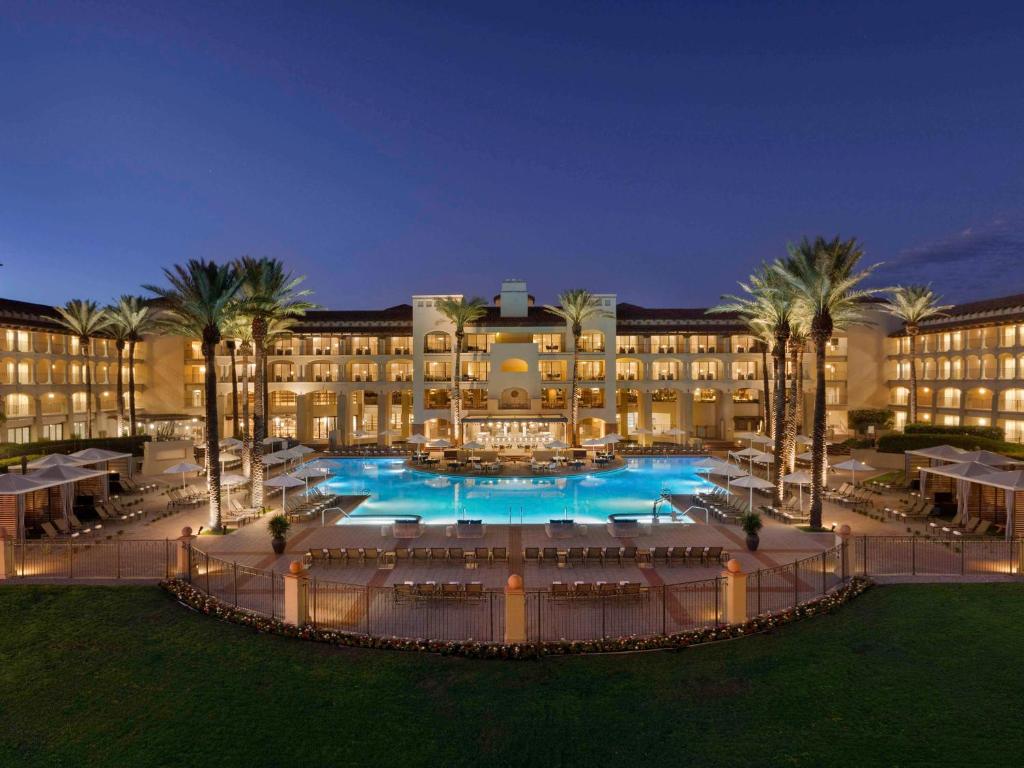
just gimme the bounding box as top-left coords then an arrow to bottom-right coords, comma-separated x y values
2,1 -> 1024,308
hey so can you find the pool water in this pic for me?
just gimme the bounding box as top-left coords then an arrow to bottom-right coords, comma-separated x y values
320,457 -> 714,525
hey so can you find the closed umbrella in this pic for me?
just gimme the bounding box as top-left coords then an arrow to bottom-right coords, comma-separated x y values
265,474 -> 305,510
162,462 -> 204,490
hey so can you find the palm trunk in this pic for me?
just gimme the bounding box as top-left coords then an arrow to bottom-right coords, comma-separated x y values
761,345 -> 772,436
241,345 -> 252,477
250,318 -> 267,507
82,339 -> 93,438
908,333 -> 918,424
451,330 -> 463,443
203,333 -> 223,531
809,333 -> 829,528
128,339 -> 138,435
785,342 -> 799,473
771,327 -> 789,507
569,331 -> 581,446
796,348 -> 805,433
115,339 -> 125,436
228,341 -> 240,439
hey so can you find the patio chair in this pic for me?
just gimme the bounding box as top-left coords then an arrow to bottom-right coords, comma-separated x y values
327,547 -> 345,564
542,547 -> 558,565
598,582 -> 618,596
584,546 -> 602,564
441,582 -> 461,599
364,547 -> 380,563
567,546 -> 584,564
465,582 -> 484,600
669,546 -> 689,565
474,546 -> 489,564
686,546 -> 707,566
704,546 -> 724,565
491,547 -> 508,564
524,546 -> 540,563
412,547 -> 430,563
430,547 -> 447,561
550,582 -> 570,600
345,547 -> 363,564
620,546 -> 637,565
573,582 -> 595,598
651,546 -> 669,563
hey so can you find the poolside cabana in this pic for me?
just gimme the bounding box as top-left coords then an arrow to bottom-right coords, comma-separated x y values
26,453 -> 86,470
30,464 -> 111,516
967,470 -> 1024,539
69,447 -> 135,478
0,474 -> 49,541
903,445 -> 969,479
918,461 -> 1006,527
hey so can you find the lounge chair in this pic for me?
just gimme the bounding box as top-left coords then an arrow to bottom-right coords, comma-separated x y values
550,582 -> 570,599
40,521 -> 62,539
465,582 -> 484,600
541,547 -> 558,565
430,547 -> 447,561
686,546 -> 707,566
567,546 -> 584,564
704,546 -> 724,565
524,546 -> 540,563
584,546 -> 602,564
573,582 -> 595,598
412,547 -> 430,562
651,546 -> 669,563
491,547 -> 508,564
345,547 -> 363,564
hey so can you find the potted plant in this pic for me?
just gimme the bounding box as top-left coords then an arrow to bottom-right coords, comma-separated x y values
267,514 -> 291,554
740,511 -> 763,551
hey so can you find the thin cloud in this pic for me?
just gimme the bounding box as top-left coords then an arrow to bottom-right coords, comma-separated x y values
882,216 -> 1024,302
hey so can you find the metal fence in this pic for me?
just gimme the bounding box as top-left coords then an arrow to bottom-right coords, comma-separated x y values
850,536 -> 1024,578
14,537 -> 1024,644
8,539 -> 175,580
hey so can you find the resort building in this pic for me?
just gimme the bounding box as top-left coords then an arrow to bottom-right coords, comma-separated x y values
885,293 -> 1024,442
9,278 -> 1018,447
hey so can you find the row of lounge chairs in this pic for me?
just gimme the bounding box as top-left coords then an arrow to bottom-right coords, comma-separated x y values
824,483 -> 876,508
927,511 -> 993,538
283,487 -> 343,522
550,581 -> 649,599
328,446 -> 410,457
39,511 -> 98,538
167,487 -> 206,509
695,489 -> 748,524
393,582 -> 485,601
524,545 -> 723,566
305,546 -> 510,567
882,498 -> 933,521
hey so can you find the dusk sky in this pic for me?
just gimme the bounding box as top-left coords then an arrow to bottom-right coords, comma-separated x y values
3,1 -> 1024,309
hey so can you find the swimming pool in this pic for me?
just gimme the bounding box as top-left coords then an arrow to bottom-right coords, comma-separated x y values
319,457 -> 714,525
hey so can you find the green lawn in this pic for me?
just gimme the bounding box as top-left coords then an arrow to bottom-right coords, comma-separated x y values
2,584 -> 1023,767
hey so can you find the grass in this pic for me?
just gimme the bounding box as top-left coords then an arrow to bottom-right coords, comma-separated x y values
2,584 -> 1023,767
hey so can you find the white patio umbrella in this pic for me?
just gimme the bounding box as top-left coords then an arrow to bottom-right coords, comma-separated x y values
262,436 -> 283,446
261,453 -> 286,467
582,438 -> 604,447
749,434 -> 774,446
731,473 -> 774,509
219,472 -> 247,506
730,446 -> 763,474
162,462 -> 204,490
219,437 -> 243,450
602,433 -> 622,443
734,430 -> 761,442
290,445 -> 316,456
462,440 -> 485,451
428,438 -> 452,449
265,474 -> 306,509
832,458 -> 876,486
407,433 -> 430,457
545,439 -> 570,459
751,451 -> 774,465
701,462 -> 748,491
291,462 -> 331,491
796,450 -> 815,463
783,470 -> 814,510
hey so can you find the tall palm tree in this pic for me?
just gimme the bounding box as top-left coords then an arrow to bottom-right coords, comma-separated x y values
434,297 -> 487,444
54,300 -> 111,438
710,266 -> 796,507
544,290 -> 612,446
754,327 -> 774,437
774,236 -> 881,528
145,260 -> 242,531
235,257 -> 316,507
107,296 -> 159,436
882,285 -> 952,425
106,305 -> 131,436
222,311 -> 248,440
785,324 -> 808,473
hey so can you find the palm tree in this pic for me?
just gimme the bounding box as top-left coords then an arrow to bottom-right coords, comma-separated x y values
106,305 -> 131,436
235,257 -> 316,507
221,312 -> 249,440
145,260 -> 242,531
785,324 -> 808,473
54,300 -> 111,438
710,266 -> 796,507
434,297 -> 487,444
107,296 -> 159,436
544,290 -> 612,446
754,327 -> 774,437
774,236 -> 881,528
882,285 -> 952,425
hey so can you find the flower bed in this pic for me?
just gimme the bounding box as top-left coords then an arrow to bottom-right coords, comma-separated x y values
160,577 -> 872,659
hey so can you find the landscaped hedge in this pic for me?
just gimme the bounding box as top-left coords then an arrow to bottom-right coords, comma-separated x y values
903,424 -> 1005,441
0,435 -> 150,461
877,432 -> 1024,458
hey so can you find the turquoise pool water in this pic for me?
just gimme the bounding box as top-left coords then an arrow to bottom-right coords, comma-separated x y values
320,457 -> 714,525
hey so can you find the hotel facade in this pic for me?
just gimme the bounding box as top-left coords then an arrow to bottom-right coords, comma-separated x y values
2,280 -> 1022,447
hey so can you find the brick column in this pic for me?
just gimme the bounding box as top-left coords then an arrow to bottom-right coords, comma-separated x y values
723,559 -> 747,624
283,561 -> 310,626
504,574 -> 527,644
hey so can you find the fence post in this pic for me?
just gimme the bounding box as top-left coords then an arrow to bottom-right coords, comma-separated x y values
504,574 -> 527,644
283,561 -> 310,626
115,539 -> 121,580
835,525 -> 851,581
233,562 -> 239,607
175,527 -> 196,580
661,585 -> 667,635
723,559 -> 747,624
862,535 -> 868,576
912,536 -> 917,575
793,559 -> 800,607
0,529 -> 12,580
68,539 -> 74,579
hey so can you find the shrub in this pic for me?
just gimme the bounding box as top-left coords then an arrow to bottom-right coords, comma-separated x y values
267,514 -> 291,539
0,435 -> 149,461
903,423 -> 1005,441
740,512 -> 763,536
877,432 -> 1024,458
848,408 -> 894,435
